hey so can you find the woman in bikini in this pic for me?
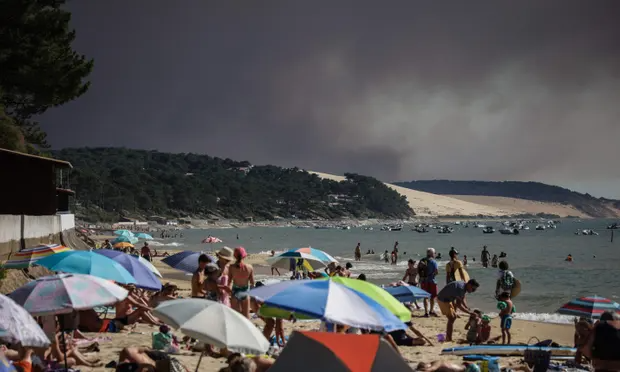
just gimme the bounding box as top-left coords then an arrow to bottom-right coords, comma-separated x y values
228,247 -> 255,318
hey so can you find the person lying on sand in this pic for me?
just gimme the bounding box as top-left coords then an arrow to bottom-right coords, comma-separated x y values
416,361 -> 532,372
219,352 -> 274,372
115,285 -> 162,326
115,347 -> 188,372
48,330 -> 103,368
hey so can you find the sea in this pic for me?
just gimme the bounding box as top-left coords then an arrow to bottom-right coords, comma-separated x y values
146,219 -> 620,324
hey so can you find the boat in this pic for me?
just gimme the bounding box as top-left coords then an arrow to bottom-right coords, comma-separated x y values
362,227 -> 373,231
382,224 -> 402,231
482,226 -> 495,234
535,225 -> 546,231
499,228 -> 519,235
437,226 -> 453,234
575,229 -> 599,236
414,227 -> 429,233
607,223 -> 619,230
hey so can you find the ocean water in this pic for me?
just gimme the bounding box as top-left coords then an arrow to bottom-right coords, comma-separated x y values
149,220 -> 620,324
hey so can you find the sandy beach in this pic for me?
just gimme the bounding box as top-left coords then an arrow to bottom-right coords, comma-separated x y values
72,251 -> 575,372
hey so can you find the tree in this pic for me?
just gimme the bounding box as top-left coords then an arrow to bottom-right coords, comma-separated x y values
0,0 -> 93,150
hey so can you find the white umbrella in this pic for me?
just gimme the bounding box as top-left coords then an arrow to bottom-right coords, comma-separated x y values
0,294 -> 51,347
7,274 -> 129,315
153,299 -> 269,353
138,255 -> 163,278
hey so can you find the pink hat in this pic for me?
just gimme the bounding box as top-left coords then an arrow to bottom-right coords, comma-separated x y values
234,247 -> 247,259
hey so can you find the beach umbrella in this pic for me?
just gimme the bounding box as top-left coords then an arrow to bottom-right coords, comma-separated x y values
113,235 -> 139,244
3,244 -> 71,269
288,247 -> 337,263
7,274 -> 128,316
162,250 -> 215,274
201,236 -> 222,244
383,285 -> 431,303
0,294 -> 51,347
113,242 -> 134,249
154,299 -> 269,353
93,249 -> 162,290
557,296 -> 620,319
269,331 -> 412,372
321,277 -> 411,322
135,233 -> 154,240
114,229 -> 134,237
35,251 -> 137,284
249,279 -> 406,331
138,255 -> 162,277
267,251 -> 328,271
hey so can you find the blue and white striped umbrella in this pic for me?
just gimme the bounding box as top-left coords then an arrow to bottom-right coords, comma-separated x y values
383,285 -> 431,303
162,251 -> 216,274
249,279 -> 406,332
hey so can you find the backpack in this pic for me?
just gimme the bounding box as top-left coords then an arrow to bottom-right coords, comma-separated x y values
417,258 -> 428,279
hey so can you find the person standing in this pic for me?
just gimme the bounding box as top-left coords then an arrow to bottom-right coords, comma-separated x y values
403,259 -> 421,310
140,242 -> 152,261
191,254 -> 211,298
229,247 -> 255,318
481,246 -> 491,268
392,241 -> 399,265
354,243 -> 361,261
495,260 -> 515,299
446,249 -> 466,285
437,279 -> 480,342
418,248 -> 439,317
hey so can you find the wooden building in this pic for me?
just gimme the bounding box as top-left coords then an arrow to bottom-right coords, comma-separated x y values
0,148 -> 74,215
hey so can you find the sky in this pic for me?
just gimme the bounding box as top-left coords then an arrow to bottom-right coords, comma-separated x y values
41,1 -> 620,198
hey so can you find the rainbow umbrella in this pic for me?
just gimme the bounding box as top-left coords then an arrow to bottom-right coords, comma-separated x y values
557,296 -> 620,319
288,247 -> 337,263
3,244 -> 72,269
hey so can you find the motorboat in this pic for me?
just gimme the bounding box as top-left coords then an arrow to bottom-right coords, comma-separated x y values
414,227 -> 429,233
482,226 -> 495,234
499,228 -> 519,235
438,226 -> 454,234
607,223 -> 619,230
535,225 -> 546,231
575,229 -> 599,236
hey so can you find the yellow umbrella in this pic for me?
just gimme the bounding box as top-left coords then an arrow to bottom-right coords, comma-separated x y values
113,242 -> 134,249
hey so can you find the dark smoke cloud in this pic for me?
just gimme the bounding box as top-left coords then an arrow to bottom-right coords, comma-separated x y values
40,1 -> 620,197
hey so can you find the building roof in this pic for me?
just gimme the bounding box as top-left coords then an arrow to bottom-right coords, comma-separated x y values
0,148 -> 73,168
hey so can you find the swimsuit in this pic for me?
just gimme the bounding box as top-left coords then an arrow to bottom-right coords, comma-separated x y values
497,301 -> 516,330
232,285 -> 250,300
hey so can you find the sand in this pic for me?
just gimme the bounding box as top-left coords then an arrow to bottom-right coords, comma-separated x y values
74,252 -> 575,372
310,171 -> 512,217
447,195 -> 588,218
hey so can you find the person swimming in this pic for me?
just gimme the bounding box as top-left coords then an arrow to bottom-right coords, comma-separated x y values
566,254 -> 573,262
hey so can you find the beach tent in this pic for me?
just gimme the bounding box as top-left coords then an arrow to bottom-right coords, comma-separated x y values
268,331 -> 412,372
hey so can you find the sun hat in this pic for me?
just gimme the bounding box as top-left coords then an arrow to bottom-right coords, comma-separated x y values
215,246 -> 234,261
234,247 -> 248,259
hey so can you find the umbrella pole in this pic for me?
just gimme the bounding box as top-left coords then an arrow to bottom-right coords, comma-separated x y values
61,331 -> 69,371
194,349 -> 205,372
409,323 -> 434,346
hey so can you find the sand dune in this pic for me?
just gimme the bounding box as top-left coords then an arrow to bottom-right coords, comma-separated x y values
310,171 -> 512,217
447,195 -> 588,218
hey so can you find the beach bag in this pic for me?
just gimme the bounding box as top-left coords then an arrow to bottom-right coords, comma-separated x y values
417,258 -> 428,278
524,337 -> 551,372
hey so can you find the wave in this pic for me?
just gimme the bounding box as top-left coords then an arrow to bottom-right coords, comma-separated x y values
483,312 -> 574,324
147,241 -> 184,247
256,250 -> 284,255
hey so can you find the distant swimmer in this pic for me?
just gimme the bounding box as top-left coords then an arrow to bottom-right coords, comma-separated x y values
436,253 -> 443,260
481,246 -> 491,268
566,254 -> 573,262
491,254 -> 499,268
463,255 -> 468,266
384,250 -> 390,263
499,252 -> 507,258
393,241 -> 400,264
354,243 -> 361,261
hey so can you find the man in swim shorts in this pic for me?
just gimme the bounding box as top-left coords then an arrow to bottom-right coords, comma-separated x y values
436,279 -> 480,342
497,292 -> 515,344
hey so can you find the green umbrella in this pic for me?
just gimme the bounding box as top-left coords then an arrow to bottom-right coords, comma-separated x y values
319,276 -> 412,322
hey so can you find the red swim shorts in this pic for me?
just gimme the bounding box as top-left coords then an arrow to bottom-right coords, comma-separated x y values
421,282 -> 438,298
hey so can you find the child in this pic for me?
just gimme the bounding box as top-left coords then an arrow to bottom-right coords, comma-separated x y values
497,292 -> 515,344
478,315 -> 492,343
465,309 -> 482,344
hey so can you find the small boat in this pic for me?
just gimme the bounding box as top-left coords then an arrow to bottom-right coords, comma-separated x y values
499,228 -> 519,235
535,225 -> 546,231
438,226 -> 454,234
575,229 -> 599,236
607,223 -> 619,230
362,227 -> 373,231
414,227 -> 429,233
482,226 -> 495,234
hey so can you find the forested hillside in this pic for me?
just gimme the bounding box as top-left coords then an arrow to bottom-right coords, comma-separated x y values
55,148 -> 415,222
394,180 -> 620,218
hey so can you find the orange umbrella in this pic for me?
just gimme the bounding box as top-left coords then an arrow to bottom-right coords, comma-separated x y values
268,331 -> 412,372
113,242 -> 134,249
